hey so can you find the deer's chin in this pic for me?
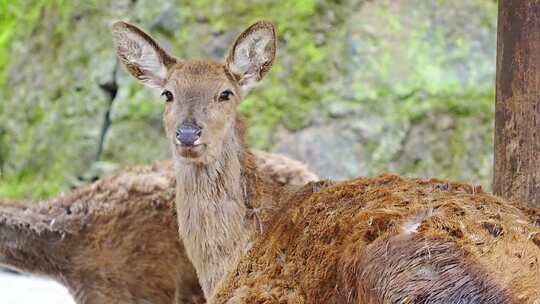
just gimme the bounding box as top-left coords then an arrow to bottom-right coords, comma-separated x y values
176,144 -> 207,161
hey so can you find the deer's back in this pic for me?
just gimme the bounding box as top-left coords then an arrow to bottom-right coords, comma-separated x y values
213,175 -> 540,304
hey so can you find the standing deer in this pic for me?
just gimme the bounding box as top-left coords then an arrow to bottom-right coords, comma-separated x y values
0,152 -> 317,304
113,20 -> 540,303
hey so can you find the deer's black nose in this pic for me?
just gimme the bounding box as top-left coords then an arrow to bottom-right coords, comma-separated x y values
176,123 -> 202,146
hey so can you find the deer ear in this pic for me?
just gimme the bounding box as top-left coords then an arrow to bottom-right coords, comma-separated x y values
112,21 -> 176,89
226,21 -> 276,95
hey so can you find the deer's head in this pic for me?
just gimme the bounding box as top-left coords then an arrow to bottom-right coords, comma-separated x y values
112,21 -> 276,164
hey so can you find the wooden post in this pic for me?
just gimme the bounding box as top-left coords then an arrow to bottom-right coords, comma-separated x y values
494,1 -> 540,207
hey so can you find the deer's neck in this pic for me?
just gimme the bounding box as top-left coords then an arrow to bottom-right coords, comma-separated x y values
174,127 -> 256,297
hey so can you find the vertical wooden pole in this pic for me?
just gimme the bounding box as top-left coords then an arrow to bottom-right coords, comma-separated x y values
494,1 -> 540,207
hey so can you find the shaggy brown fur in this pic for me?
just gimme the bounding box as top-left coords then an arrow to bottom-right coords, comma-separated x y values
0,151 -> 317,304
1,161 -> 195,304
213,176 -> 540,303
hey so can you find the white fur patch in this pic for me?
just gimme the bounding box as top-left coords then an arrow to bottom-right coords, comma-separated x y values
402,209 -> 434,234
403,218 -> 422,234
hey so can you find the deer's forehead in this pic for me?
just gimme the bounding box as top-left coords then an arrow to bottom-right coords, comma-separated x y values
168,61 -> 233,86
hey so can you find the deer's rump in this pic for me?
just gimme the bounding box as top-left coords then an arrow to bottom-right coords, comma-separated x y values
214,175 -> 540,304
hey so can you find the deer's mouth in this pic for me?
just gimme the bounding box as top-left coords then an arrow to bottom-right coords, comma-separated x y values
177,143 -> 206,159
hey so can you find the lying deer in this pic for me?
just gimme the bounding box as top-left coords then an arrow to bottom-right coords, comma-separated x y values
113,20 -> 540,303
0,152 -> 317,304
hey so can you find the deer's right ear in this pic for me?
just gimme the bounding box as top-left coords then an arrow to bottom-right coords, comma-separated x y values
111,21 -> 176,89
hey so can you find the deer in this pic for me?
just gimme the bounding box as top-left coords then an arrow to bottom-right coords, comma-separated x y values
112,20 -> 540,303
0,152 -> 318,304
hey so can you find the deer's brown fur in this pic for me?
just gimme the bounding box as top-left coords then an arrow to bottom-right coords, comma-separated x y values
213,176 -> 540,303
114,20 -> 540,303
0,151 -> 317,304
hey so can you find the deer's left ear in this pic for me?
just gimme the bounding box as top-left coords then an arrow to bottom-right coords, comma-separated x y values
226,21 -> 276,95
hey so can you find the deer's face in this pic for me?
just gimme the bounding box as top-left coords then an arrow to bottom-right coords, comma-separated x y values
112,21 -> 276,164
162,62 -> 240,162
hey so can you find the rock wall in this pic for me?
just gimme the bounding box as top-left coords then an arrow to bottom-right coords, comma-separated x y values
0,0 -> 497,199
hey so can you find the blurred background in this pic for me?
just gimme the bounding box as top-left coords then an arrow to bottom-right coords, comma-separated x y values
0,0 -> 497,201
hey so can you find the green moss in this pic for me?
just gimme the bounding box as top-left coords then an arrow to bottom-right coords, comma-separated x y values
0,161 -> 66,200
0,1 -> 77,200
0,1 -> 71,76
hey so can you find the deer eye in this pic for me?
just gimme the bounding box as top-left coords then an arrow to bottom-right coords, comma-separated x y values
218,90 -> 234,102
161,90 -> 174,102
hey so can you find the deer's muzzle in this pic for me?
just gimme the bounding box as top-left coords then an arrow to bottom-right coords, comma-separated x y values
176,123 -> 202,147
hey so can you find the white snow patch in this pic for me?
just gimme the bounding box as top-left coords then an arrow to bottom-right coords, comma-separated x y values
0,272 -> 74,304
